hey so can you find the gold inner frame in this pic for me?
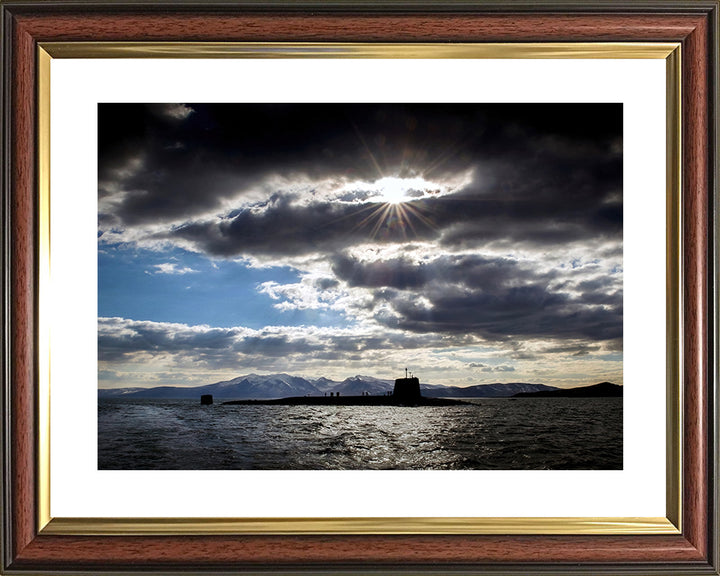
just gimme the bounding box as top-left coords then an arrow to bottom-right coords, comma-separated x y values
36,42 -> 682,536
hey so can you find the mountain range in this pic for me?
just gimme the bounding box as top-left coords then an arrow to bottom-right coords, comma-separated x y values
513,381 -> 623,398
98,373 -> 562,400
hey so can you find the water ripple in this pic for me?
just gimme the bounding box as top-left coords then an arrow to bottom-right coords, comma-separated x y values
98,398 -> 622,470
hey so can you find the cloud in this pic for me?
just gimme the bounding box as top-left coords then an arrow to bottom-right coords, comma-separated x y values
98,103 -> 622,257
162,195 -> 440,258
381,284 -> 621,342
542,343 -> 602,356
98,316 -> 622,388
97,103 -> 624,379
150,263 -> 198,275
487,365 -> 515,372
257,276 -> 345,311
333,252 -> 559,291
332,253 -> 431,290
135,164 -> 621,266
97,316 -> 475,366
467,362 -> 514,372
153,103 -> 195,122
326,252 -> 622,343
97,317 -> 250,362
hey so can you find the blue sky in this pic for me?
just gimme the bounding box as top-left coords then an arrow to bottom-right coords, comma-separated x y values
97,103 -> 623,389
99,245 -> 346,329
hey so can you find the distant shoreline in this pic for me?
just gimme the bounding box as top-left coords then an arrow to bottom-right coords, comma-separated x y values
513,382 -> 622,398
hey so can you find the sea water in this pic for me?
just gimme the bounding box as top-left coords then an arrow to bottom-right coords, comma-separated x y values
98,397 -> 622,470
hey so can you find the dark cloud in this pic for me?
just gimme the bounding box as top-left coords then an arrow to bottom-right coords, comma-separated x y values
164,195 -> 439,257
98,104 -> 623,353
329,254 -> 622,343
231,335 -> 324,358
542,343 -> 602,356
157,167 -> 621,259
314,277 -> 340,290
383,286 -> 621,342
97,318 -> 328,363
427,171 -> 621,250
99,103 -> 622,240
97,319 -> 245,361
332,254 -> 430,290
97,317 -> 475,365
334,253 -> 556,292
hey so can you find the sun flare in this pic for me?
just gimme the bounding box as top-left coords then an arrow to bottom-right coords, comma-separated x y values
370,176 -> 437,205
376,177 -> 412,204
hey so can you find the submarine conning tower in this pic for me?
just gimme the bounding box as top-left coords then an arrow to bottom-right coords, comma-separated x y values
392,376 -> 421,401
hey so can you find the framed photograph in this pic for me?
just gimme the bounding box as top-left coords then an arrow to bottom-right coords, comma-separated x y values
1,1 -> 717,574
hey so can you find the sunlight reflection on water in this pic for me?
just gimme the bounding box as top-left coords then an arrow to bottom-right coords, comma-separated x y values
98,398 -> 622,470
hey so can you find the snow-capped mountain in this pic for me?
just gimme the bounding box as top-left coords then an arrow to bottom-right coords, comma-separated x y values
220,373 -> 320,398
99,373 -> 321,400
97,387 -> 148,397
333,375 -> 395,396
310,376 -> 341,392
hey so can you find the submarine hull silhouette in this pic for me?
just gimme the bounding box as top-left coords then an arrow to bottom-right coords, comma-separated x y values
222,395 -> 468,407
223,377 -> 470,407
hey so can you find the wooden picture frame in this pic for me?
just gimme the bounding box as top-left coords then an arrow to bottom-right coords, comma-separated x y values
1,1 -> 717,573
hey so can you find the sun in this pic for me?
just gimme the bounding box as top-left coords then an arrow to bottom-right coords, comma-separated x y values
341,174 -> 449,206
336,174 -> 451,240
344,176 -> 442,241
376,177 -> 412,204
371,176 -> 441,205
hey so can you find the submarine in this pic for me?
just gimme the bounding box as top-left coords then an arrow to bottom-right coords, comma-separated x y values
222,372 -> 470,407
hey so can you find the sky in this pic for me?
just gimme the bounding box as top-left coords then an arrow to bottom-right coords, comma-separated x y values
98,103 -> 623,389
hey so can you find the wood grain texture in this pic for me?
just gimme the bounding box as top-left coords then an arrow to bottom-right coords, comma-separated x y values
10,15 -> 37,561
9,534 -> 707,568
12,12 -> 705,42
3,4 -> 717,573
681,12 -> 710,559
